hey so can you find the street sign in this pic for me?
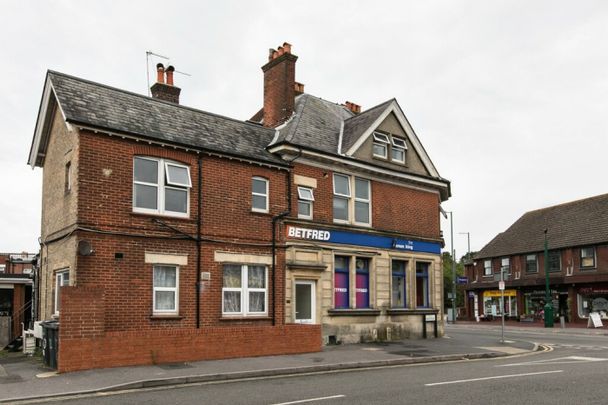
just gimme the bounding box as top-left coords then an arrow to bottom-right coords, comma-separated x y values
456,276 -> 468,284
498,281 -> 505,291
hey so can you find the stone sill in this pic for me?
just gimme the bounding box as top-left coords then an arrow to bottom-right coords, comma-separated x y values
149,315 -> 183,320
219,316 -> 272,321
327,309 -> 381,317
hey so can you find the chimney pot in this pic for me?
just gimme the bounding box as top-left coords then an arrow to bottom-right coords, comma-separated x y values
283,42 -> 292,53
166,65 -> 175,86
156,63 -> 165,84
344,101 -> 362,114
151,64 -> 181,104
268,48 -> 275,61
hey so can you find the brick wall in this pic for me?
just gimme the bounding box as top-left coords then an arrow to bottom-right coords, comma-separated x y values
59,285 -> 320,373
291,163 -> 441,238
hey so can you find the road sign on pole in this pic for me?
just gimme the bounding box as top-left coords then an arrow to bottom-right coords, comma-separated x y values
498,281 -> 505,291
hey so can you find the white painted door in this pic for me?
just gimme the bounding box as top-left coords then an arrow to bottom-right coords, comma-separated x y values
295,281 -> 315,324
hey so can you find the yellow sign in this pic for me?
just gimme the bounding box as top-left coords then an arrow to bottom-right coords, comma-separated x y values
484,289 -> 516,297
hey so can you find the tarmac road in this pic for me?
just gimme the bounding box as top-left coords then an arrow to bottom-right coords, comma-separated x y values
16,326 -> 608,405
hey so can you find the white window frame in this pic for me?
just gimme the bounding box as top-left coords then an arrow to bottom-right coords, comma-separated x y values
483,260 -> 492,276
333,174 -> 372,226
152,265 -> 179,315
133,157 -> 191,218
54,269 -> 70,315
332,173 -> 351,224
297,186 -> 314,220
222,264 -> 268,316
251,176 -> 269,213
165,162 -> 192,187
501,257 -> 510,275
354,177 -> 371,226
372,132 -> 389,159
391,137 -> 407,164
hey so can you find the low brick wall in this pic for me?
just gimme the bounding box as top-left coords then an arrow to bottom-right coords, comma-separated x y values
57,287 -> 321,372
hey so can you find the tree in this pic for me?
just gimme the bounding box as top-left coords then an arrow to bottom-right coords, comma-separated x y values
442,251 -> 465,311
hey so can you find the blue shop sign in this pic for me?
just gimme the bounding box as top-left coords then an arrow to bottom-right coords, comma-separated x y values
286,225 -> 441,254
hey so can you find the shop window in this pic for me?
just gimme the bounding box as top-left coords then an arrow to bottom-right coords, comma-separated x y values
297,186 -> 314,219
391,260 -> 407,308
332,174 -> 371,225
54,269 -> 70,315
222,264 -> 267,316
548,251 -> 561,273
525,254 -> 538,273
580,247 -> 596,269
251,177 -> 269,213
153,265 -> 179,315
483,260 -> 492,276
133,157 -> 191,217
578,291 -> 608,319
415,262 -> 430,308
355,258 -> 370,308
334,256 -> 350,309
372,132 -> 389,159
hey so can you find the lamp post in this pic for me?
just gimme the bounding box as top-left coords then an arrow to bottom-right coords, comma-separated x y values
544,229 -> 554,327
459,232 -> 471,261
440,208 -> 456,324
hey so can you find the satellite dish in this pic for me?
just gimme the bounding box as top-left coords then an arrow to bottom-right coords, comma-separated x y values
77,240 -> 94,256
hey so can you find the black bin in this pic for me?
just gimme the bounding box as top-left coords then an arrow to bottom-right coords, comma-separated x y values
41,320 -> 59,369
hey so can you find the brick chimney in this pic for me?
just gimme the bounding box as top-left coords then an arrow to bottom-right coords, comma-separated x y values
151,63 -> 181,104
261,42 -> 298,127
344,101 -> 362,114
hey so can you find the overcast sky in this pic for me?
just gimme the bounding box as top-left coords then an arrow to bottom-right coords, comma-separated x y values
1,1 -> 607,258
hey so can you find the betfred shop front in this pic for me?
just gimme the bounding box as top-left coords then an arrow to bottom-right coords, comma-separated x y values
482,290 -> 517,318
283,223 -> 443,344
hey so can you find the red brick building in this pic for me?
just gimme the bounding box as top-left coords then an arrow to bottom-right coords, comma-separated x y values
0,252 -> 35,348
28,43 -> 450,372
463,194 -> 608,325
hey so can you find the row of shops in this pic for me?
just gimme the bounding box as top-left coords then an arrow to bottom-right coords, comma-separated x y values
465,284 -> 608,323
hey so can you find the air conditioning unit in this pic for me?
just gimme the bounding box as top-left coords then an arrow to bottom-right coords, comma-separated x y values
23,268 -> 33,275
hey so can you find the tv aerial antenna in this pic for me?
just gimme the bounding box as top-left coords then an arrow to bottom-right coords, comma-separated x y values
146,50 -> 191,96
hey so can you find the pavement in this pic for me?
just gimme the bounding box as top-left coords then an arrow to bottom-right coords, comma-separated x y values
0,322 -> 604,404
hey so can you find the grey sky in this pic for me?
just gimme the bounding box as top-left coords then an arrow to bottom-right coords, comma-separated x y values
1,1 -> 606,258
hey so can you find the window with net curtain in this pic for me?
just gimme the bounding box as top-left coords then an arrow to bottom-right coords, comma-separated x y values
153,265 -> 178,314
223,264 -> 267,315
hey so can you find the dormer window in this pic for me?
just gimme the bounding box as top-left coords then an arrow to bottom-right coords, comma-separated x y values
372,132 -> 407,164
391,137 -> 407,164
372,132 -> 389,159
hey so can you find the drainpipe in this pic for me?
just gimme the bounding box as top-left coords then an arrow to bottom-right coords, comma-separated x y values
271,169 -> 292,326
196,157 -> 202,328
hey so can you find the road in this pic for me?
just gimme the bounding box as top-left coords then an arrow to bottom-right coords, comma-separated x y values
20,327 -> 608,405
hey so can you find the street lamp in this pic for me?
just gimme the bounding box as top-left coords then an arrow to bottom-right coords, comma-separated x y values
441,209 -> 456,324
459,232 -> 471,261
544,229 -> 554,327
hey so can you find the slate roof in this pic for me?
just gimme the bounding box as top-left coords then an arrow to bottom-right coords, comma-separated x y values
44,71 -> 286,166
475,194 -> 608,259
273,94 -> 354,153
341,99 -> 394,153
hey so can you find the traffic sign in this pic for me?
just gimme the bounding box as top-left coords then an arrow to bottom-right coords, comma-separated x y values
498,281 -> 505,291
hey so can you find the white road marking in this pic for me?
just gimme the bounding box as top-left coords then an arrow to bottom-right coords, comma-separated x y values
498,356 -> 608,367
270,394 -> 346,405
424,370 -> 563,386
